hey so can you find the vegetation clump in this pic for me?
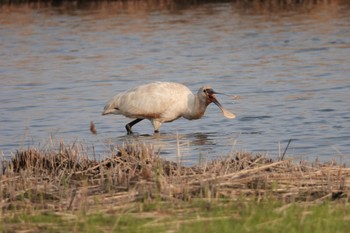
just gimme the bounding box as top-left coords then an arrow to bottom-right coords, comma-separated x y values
1,141 -> 349,212
1,141 -> 349,232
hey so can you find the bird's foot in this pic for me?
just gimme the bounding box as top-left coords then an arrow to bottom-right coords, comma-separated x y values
125,125 -> 133,135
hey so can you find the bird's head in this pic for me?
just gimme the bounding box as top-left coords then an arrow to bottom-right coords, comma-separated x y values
198,86 -> 236,119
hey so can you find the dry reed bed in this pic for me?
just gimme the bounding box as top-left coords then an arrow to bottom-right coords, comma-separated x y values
1,142 -> 349,213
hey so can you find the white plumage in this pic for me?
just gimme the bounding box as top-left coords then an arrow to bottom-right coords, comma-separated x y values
102,82 -> 235,134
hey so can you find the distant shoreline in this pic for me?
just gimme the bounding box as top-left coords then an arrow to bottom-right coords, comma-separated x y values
1,0 -> 347,7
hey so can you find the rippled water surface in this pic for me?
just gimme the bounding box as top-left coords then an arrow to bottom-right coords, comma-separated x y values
1,1 -> 350,163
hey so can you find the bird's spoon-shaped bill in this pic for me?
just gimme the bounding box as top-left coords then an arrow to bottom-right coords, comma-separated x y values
221,106 -> 236,119
212,97 -> 236,119
210,91 -> 236,119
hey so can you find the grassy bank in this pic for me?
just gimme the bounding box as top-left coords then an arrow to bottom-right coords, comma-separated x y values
1,142 -> 349,232
2,199 -> 350,232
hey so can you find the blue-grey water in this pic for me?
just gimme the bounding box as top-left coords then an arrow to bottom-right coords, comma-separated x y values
1,2 -> 349,164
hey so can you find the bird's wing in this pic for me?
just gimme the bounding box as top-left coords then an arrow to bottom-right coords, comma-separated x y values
117,82 -> 191,119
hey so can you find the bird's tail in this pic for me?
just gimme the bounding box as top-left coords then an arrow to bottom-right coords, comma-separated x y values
102,100 -> 119,115
102,108 -> 115,115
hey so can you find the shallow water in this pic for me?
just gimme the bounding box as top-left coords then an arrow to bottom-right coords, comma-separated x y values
1,1 -> 350,164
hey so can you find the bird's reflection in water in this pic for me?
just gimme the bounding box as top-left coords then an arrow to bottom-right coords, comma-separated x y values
105,131 -> 222,164
190,132 -> 216,146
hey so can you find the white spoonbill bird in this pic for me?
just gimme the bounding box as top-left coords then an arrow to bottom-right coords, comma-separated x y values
102,82 -> 235,134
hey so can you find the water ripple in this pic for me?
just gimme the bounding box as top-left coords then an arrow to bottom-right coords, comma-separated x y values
0,2 -> 349,163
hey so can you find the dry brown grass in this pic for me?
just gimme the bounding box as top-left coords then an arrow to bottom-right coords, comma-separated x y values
1,141 -> 349,215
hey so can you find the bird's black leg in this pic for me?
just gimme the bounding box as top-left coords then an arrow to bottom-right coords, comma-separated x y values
125,118 -> 143,135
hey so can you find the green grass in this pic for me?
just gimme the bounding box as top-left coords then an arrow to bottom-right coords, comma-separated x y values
179,200 -> 350,233
2,199 -> 350,233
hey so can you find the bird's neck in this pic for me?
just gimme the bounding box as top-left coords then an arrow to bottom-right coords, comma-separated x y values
183,95 -> 209,120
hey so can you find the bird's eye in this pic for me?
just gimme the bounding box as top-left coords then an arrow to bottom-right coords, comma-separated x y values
203,89 -> 207,93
